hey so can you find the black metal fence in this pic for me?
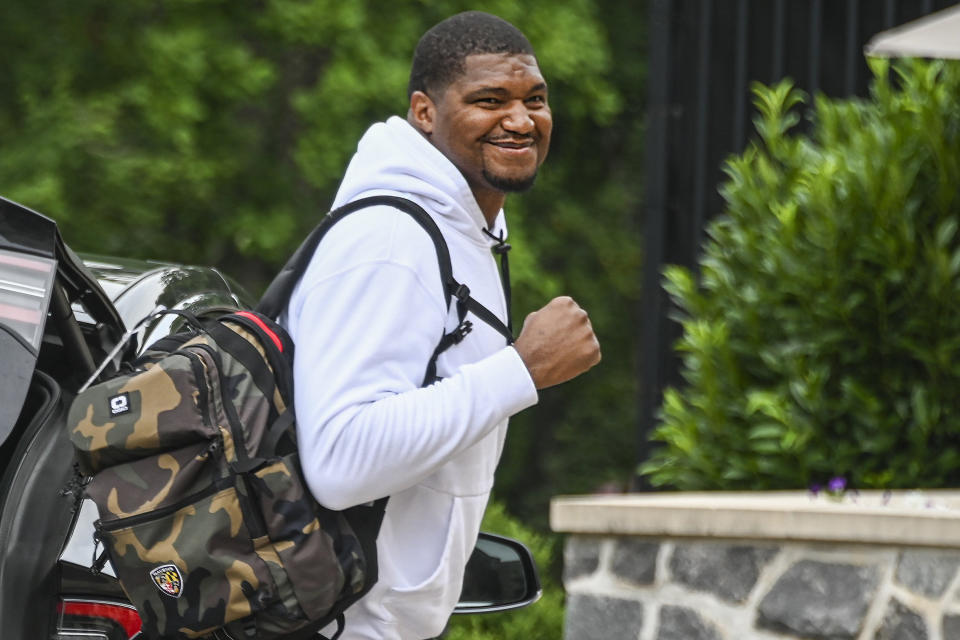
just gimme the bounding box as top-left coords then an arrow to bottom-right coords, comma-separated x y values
637,0 -> 958,485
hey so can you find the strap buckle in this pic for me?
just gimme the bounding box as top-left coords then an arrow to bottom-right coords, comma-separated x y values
454,283 -> 471,301
451,320 -> 473,344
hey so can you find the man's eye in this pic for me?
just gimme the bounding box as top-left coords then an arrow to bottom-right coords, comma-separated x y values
527,96 -> 547,105
475,97 -> 501,105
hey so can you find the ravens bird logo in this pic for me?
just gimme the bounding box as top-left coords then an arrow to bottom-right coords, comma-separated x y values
150,564 -> 184,598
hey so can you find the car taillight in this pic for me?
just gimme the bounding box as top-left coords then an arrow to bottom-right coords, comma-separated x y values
0,248 -> 56,352
56,599 -> 142,640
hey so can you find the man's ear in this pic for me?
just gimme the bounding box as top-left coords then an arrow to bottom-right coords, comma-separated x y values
408,90 -> 436,135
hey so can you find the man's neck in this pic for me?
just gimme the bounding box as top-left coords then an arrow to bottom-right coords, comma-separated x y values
474,190 -> 505,228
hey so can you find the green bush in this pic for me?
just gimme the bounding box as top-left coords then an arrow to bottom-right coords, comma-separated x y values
641,59 -> 960,491
444,500 -> 564,640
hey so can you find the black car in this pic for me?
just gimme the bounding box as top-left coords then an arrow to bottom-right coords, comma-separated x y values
0,197 -> 539,640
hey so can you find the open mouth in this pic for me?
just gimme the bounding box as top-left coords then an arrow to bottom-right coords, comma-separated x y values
490,139 -> 533,149
486,138 -> 536,157
486,133 -> 536,146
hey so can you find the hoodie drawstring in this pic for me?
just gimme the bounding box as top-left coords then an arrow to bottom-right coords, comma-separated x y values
482,228 -> 512,335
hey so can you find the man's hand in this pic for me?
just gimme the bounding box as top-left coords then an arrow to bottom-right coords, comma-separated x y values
513,296 -> 601,389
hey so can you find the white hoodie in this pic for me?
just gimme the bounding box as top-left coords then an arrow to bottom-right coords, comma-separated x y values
283,116 -> 538,639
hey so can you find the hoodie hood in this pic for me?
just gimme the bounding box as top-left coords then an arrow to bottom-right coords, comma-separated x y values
331,116 -> 507,246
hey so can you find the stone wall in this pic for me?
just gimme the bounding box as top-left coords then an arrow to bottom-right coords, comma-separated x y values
551,492 -> 960,640
562,536 -> 960,640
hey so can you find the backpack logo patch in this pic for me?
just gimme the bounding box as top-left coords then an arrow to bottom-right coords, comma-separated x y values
150,564 -> 184,598
109,392 -> 131,416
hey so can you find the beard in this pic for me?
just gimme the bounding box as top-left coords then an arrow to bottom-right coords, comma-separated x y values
482,167 -> 539,193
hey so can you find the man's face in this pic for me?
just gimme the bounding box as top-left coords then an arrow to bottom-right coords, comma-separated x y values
414,53 -> 552,206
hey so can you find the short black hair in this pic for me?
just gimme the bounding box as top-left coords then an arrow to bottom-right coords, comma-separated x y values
407,11 -> 536,99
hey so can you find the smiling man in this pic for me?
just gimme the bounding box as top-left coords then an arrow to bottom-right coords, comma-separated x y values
283,12 -> 600,639
407,50 -> 551,219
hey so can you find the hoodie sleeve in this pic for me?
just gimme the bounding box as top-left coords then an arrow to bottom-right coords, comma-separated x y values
286,209 -> 537,510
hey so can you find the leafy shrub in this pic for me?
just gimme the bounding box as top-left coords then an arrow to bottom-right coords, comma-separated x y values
641,60 -> 960,490
443,500 -> 564,640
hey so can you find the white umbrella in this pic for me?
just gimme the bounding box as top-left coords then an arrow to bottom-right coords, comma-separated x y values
864,3 -> 960,59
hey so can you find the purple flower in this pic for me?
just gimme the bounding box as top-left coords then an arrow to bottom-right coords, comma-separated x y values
828,476 -> 847,493
809,483 -> 822,496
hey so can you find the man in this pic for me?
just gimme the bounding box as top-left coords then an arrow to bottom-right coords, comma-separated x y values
284,11 -> 601,639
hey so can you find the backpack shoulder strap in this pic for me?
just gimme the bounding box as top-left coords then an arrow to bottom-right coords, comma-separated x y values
257,196 -> 419,317
256,196 -> 449,316
256,195 -> 513,348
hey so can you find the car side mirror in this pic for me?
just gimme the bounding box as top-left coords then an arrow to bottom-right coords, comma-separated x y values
454,532 -> 542,614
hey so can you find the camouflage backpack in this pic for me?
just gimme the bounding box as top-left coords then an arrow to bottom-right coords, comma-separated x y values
66,196 -> 513,640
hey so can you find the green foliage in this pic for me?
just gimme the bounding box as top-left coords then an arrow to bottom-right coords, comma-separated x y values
641,60 -> 960,491
0,1 -> 644,525
444,501 -> 564,640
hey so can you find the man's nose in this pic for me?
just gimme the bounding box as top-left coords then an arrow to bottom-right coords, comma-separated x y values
501,101 -> 535,134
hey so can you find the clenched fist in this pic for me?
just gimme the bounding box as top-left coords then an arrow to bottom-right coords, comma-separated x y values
513,296 -> 601,389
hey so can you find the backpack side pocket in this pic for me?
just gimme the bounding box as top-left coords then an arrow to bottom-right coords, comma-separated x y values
248,453 -> 361,621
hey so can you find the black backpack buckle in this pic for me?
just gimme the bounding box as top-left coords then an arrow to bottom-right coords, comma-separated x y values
451,320 -> 473,344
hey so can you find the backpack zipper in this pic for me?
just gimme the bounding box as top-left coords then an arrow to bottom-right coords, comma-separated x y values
96,474 -> 235,531
187,341 -> 252,468
180,349 -> 213,428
